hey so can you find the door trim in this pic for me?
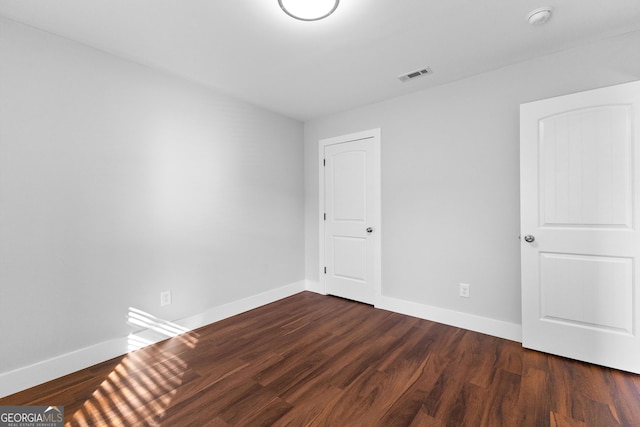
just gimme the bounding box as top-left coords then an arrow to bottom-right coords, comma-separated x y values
319,128 -> 381,306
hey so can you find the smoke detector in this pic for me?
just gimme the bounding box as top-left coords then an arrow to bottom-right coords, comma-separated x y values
398,67 -> 432,83
527,6 -> 553,25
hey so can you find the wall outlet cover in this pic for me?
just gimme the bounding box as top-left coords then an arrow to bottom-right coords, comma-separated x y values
160,290 -> 172,306
459,283 -> 470,298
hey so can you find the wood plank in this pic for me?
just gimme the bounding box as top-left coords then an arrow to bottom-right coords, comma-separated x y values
1,292 -> 639,426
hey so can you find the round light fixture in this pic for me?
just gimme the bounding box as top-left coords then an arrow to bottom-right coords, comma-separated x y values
278,0 -> 340,21
527,6 -> 553,26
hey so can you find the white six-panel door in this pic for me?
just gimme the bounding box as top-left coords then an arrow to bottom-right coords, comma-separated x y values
520,80 -> 640,374
320,129 -> 380,305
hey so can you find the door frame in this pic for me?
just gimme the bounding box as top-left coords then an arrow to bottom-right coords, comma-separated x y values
319,128 -> 382,306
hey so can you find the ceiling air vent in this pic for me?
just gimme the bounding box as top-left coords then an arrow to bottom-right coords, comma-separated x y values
398,67 -> 432,82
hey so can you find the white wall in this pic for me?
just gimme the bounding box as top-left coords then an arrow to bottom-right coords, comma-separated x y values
0,18 -> 304,374
305,30 -> 640,328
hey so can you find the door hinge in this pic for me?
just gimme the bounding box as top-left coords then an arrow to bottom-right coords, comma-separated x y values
323,158 -> 326,166
324,266 -> 327,274
324,213 -> 326,221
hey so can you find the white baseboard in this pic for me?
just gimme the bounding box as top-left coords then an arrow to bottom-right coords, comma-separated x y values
377,295 -> 522,342
177,281 -> 305,331
304,283 -> 519,342
0,281 -> 305,399
304,279 -> 325,295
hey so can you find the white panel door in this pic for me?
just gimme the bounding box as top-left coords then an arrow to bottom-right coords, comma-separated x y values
322,131 -> 380,305
520,80 -> 640,374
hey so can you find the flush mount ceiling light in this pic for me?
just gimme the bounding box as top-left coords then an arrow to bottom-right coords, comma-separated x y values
527,6 -> 553,25
278,0 -> 340,21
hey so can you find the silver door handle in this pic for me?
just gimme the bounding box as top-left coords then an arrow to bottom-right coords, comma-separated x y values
524,235 -> 535,243
366,227 -> 374,234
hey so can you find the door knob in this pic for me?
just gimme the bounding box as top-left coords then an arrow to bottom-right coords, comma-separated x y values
366,227 -> 373,234
524,235 -> 535,243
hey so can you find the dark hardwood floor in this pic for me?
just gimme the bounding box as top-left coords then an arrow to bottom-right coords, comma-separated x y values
2,291 -> 640,426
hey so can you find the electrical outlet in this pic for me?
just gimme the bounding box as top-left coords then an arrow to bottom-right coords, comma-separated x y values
459,283 -> 470,298
160,290 -> 172,306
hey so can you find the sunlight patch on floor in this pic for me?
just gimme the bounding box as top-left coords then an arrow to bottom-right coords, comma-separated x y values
66,309 -> 199,426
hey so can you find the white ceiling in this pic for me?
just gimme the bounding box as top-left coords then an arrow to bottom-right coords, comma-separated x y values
1,0 -> 640,121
